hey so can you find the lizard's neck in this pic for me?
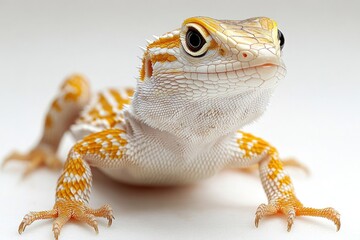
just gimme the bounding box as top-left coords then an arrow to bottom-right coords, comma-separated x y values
129,84 -> 274,146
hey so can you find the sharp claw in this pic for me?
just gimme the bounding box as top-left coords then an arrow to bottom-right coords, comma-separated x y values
332,209 -> 341,231
286,209 -> 295,232
93,224 -> 99,234
18,213 -> 33,234
336,213 -> 341,231
254,203 -> 268,228
53,223 -> 61,240
108,216 -> 113,227
287,218 -> 293,232
19,202 -> 114,238
54,231 -> 59,240
18,221 -> 25,234
254,216 -> 260,228
287,223 -> 292,232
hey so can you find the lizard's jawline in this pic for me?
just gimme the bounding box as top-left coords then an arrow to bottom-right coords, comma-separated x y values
183,63 -> 283,74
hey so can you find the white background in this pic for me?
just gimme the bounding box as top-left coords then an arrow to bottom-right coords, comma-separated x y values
0,0 -> 359,239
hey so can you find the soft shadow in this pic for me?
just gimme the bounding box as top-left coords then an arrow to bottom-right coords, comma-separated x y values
91,169 -> 237,212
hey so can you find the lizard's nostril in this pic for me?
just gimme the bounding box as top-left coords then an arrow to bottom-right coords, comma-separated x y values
242,53 -> 248,58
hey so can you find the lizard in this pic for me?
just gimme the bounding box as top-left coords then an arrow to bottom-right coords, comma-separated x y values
3,16 -> 340,239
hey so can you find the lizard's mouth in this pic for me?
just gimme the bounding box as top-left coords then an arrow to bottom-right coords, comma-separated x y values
181,62 -> 285,74
259,63 -> 277,68
183,63 -> 286,77
158,62 -> 286,82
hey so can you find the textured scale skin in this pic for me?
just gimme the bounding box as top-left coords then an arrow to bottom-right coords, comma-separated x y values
4,16 -> 340,239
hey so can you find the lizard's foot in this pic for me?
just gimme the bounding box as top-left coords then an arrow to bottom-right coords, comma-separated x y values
19,200 -> 114,240
2,144 -> 62,176
255,196 -> 340,231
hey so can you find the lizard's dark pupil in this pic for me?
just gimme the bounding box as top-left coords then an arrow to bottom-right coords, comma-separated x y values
186,27 -> 205,52
189,32 -> 201,48
278,29 -> 285,50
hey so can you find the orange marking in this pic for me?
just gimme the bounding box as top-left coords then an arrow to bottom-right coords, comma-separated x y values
237,131 -> 277,159
183,17 -> 221,34
267,158 -> 283,180
51,99 -> 62,112
278,175 -> 291,187
56,178 -> 90,200
237,131 -> 294,195
64,157 -> 86,176
219,48 -> 226,56
98,93 -> 113,114
125,87 -> 134,97
140,56 -> 146,81
74,128 -> 127,159
62,75 -> 87,102
140,56 -> 153,81
151,53 -> 177,63
88,108 -> 100,120
109,89 -> 131,109
56,129 -> 128,202
45,114 -> 53,128
55,156 -> 90,201
148,34 -> 180,49
79,89 -> 133,127
208,39 -> 218,50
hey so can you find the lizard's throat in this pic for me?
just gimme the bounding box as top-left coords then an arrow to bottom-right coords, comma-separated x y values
131,87 -> 274,144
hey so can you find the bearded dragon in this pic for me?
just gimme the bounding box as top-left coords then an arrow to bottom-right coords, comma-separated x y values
4,16 -> 340,239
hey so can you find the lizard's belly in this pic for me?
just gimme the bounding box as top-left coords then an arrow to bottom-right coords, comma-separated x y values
70,123 -> 231,186
99,164 -> 220,186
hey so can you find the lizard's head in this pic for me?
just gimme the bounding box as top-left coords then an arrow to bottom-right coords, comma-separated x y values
133,17 -> 286,141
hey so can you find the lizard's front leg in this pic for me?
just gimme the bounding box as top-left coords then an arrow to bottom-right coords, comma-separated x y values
229,131 -> 340,231
18,128 -> 130,240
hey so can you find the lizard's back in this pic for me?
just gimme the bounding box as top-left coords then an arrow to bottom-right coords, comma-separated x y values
71,87 -> 134,141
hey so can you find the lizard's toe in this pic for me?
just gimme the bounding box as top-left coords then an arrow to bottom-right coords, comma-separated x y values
3,145 -> 62,176
297,206 -> 341,231
255,197 -> 341,232
19,200 -> 114,239
255,203 -> 277,228
281,157 -> 310,175
255,196 -> 340,231
19,209 -> 58,234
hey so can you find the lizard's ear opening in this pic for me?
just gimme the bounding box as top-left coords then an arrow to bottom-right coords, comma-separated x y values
140,54 -> 153,81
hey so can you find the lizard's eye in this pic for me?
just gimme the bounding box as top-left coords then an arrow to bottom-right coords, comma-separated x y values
186,27 -> 206,53
181,23 -> 210,57
278,29 -> 285,50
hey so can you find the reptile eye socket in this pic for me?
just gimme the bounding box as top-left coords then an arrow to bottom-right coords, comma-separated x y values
278,29 -> 285,50
186,27 -> 205,52
183,26 -> 209,57
181,23 -> 210,57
